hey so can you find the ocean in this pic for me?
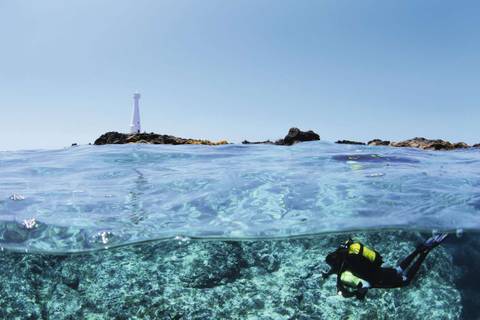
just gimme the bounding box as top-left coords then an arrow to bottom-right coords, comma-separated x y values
0,142 -> 479,319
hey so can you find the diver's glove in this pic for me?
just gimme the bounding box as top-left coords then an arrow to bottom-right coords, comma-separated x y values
355,283 -> 368,300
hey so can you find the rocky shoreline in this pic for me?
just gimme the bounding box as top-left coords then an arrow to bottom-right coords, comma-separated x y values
337,137 -> 474,151
94,132 -> 228,146
94,128 -> 477,151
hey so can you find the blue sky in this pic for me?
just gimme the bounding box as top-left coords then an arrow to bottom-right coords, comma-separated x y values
1,0 -> 479,150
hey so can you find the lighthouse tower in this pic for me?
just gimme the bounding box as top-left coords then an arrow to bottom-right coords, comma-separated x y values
130,92 -> 141,134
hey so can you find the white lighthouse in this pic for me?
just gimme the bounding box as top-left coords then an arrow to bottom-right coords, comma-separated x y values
130,92 -> 141,134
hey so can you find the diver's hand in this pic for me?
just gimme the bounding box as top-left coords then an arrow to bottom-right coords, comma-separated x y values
321,267 -> 335,279
355,285 -> 368,300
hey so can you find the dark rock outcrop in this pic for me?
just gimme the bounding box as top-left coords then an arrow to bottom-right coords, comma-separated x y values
367,138 -> 471,150
94,132 -> 228,146
390,137 -> 469,151
473,144 -> 480,148
242,128 -> 320,146
368,139 -> 391,146
280,127 -> 320,146
453,142 -> 470,149
335,140 -> 365,145
242,140 -> 275,145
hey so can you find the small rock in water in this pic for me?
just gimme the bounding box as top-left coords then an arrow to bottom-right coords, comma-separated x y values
9,193 -> 25,201
242,140 -> 275,145
22,218 -> 38,230
335,140 -> 366,145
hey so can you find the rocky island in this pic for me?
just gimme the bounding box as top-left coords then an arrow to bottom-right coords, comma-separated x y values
94,132 -> 228,146
242,127 -> 320,146
93,129 -> 475,151
338,137 -> 473,151
389,137 -> 469,150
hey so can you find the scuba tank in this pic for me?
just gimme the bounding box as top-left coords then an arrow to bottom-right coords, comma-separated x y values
332,239 -> 379,298
342,239 -> 383,267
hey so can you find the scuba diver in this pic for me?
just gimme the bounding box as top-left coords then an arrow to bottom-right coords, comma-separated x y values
322,234 -> 448,300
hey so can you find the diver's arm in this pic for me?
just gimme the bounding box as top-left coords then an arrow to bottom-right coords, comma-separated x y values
355,285 -> 368,300
338,289 -> 356,298
336,276 -> 356,298
336,274 -> 370,300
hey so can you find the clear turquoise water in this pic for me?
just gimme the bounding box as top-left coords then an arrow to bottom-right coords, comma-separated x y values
0,142 -> 479,319
0,142 -> 479,253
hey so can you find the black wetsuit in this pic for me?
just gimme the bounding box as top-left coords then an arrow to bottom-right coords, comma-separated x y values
324,245 -> 431,298
372,246 -> 430,288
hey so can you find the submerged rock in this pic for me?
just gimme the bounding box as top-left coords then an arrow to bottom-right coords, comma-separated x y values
336,140 -> 366,145
390,137 -> 469,150
178,241 -> 245,288
94,131 -> 228,146
450,234 -> 480,320
0,231 -> 463,320
0,253 -> 41,319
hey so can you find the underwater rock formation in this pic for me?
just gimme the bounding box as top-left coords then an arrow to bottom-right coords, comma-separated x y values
242,127 -> 320,146
94,131 -> 228,146
178,241 -> 245,288
0,231 -> 463,319
390,138 -> 469,150
335,140 -> 366,145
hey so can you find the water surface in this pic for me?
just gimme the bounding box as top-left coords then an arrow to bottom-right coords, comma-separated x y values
1,142 -> 479,253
